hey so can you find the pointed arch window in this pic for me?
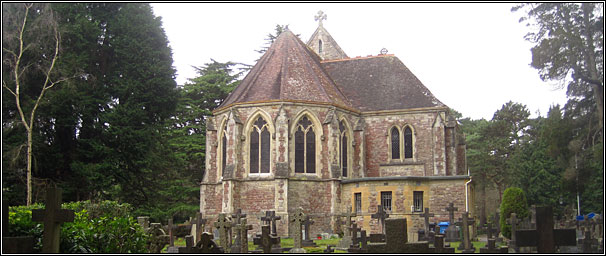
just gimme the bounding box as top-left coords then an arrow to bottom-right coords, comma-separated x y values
340,121 -> 348,177
404,126 -> 413,159
295,116 -> 315,173
221,125 -> 227,176
250,116 -> 270,173
318,39 -> 323,54
391,127 -> 400,160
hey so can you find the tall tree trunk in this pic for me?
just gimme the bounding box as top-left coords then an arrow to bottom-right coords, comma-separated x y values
27,128 -> 33,205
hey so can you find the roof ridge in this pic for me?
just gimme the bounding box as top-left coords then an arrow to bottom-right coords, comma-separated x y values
321,54 -> 395,63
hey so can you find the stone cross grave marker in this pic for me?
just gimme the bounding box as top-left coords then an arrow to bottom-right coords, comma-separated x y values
177,235 -> 201,253
229,209 -> 246,253
146,223 -> 169,254
444,202 -> 460,242
260,210 -> 281,236
493,212 -> 503,242
253,225 -> 280,253
289,207 -> 307,253
197,232 -> 224,253
507,212 -> 521,252
433,234 -> 455,253
480,220 -> 508,254
324,245 -> 335,253
32,187 -> 75,253
515,206 -> 576,253
485,220 -> 497,240
213,213 -> 232,253
456,211 -> 475,253
231,218 -> 253,253
191,212 -> 207,243
302,215 -> 316,247
347,224 -> 367,253
420,207 -> 434,242
371,205 -> 389,235
337,211 -> 356,249
167,218 -> 176,247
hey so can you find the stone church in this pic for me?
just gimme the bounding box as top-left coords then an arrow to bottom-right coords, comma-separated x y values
201,14 -> 473,241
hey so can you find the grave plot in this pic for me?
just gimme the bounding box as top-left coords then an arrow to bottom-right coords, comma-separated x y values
514,206 -> 577,253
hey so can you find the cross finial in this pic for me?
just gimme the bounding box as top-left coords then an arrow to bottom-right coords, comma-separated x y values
315,10 -> 327,26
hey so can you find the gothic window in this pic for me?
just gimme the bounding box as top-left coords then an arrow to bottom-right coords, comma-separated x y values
318,39 -> 323,53
340,121 -> 348,177
381,191 -> 392,212
221,126 -> 227,176
404,126 -> 413,159
354,193 -> 362,213
295,116 -> 315,173
250,116 -> 270,173
391,127 -> 400,159
413,191 -> 423,212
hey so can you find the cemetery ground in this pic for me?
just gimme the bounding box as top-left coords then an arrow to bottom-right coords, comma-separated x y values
161,237 -> 348,253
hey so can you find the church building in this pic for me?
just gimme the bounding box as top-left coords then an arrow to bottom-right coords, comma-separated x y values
201,13 -> 473,241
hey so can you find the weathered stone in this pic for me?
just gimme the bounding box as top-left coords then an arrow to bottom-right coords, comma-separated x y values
31,188 -> 74,253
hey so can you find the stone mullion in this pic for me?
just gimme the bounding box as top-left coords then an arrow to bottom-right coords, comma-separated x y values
354,118 -> 365,178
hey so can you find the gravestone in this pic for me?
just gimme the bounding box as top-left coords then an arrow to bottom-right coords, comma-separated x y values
507,212 -> 521,253
31,187 -> 75,253
455,211 -> 475,253
213,213 -> 232,253
260,210 -> 281,236
253,225 -> 281,253
196,232 -> 225,253
137,216 -> 150,231
433,234 -> 455,253
480,220 -> 507,254
301,215 -> 316,247
578,215 -> 599,253
371,205 -> 389,235
178,235 -> 201,253
289,207 -> 307,253
167,218 -> 176,247
444,202 -> 460,242
337,211 -> 356,249
324,244 -> 335,253
191,212 -> 207,243
3,200 -> 35,254
146,223 -> 169,253
231,218 -> 253,253
229,209 -> 246,253
493,212 -> 503,243
365,218 -> 433,253
515,206 -> 576,253
419,207 -> 435,243
347,224 -> 368,253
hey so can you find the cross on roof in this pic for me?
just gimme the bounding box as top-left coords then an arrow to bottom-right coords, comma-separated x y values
315,10 -> 327,26
371,205 -> 389,234
31,187 -> 75,253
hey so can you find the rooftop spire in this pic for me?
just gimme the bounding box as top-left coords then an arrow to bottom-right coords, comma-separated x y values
315,10 -> 327,26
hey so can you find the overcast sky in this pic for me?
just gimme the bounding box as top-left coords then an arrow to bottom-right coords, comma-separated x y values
150,2 -> 569,120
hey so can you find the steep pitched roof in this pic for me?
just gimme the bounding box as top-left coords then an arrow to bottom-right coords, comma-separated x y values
306,24 -> 348,60
321,55 -> 446,112
219,30 -> 352,110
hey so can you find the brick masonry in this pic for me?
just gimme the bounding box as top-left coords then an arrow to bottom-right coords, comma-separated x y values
201,103 -> 470,237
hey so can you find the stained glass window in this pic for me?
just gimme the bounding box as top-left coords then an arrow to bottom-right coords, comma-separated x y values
250,116 -> 270,174
340,121 -> 348,177
404,126 -> 413,159
391,127 -> 400,159
294,116 -> 315,173
222,127 -> 227,176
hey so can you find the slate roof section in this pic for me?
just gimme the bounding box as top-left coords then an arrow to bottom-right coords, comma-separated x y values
321,55 -> 446,111
219,30 -> 352,110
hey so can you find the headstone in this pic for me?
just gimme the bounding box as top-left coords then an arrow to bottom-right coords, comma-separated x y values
213,213 -> 232,253
229,209 -> 246,253
365,218 -> 433,253
371,205 -> 389,235
324,244 -> 335,253
289,207 -> 307,253
231,218 -> 253,253
146,223 -> 169,253
137,216 -> 150,231
260,210 -> 281,236
507,212 -> 521,253
515,206 -> 576,253
253,225 -> 280,253
301,215 -> 316,247
178,235 -> 201,253
31,187 -> 75,253
433,234 -> 455,253
493,212 -> 503,243
347,224 -> 368,253
419,207 -> 435,242
444,202 -> 460,242
455,211 -> 475,253
191,212 -> 207,243
337,211 -> 356,249
167,218 -> 175,247
197,232 -> 225,253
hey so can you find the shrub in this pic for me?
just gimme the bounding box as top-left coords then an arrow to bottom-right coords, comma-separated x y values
499,187 -> 529,239
8,200 -> 149,253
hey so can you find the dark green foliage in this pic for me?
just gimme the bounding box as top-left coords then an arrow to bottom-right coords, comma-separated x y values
8,201 -> 148,253
499,187 -> 529,239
